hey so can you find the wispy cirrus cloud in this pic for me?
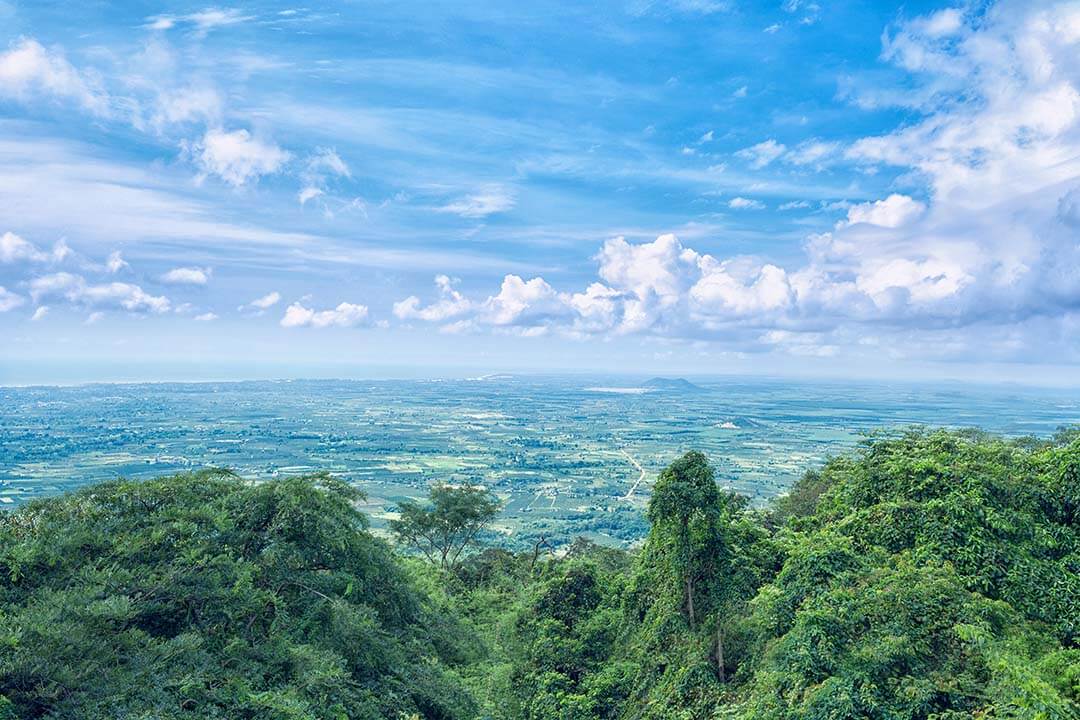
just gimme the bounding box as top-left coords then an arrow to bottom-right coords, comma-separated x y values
734,139 -> 786,169
0,285 -> 24,312
145,8 -> 255,34
436,186 -> 515,218
238,291 -> 281,313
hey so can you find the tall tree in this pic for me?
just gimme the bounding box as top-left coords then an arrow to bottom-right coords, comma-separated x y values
391,484 -> 501,570
645,450 -> 722,628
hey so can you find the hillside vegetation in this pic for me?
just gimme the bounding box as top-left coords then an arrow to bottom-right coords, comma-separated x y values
1,428 -> 1078,719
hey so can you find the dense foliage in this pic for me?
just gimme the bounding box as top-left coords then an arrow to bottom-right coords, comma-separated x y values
390,484 -> 502,570
0,471 -> 475,719
1,428 -> 1078,719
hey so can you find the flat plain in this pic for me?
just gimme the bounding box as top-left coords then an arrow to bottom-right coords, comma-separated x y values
2,376 -> 1077,549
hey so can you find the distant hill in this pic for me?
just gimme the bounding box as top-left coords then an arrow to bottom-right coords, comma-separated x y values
641,377 -> 702,392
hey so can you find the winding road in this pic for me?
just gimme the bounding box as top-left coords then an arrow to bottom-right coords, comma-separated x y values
621,448 -> 647,499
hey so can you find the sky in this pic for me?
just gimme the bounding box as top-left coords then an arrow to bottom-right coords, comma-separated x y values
1,0 -> 1079,384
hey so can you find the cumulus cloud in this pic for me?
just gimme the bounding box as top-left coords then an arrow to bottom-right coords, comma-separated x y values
188,128 -> 290,187
0,286 -> 24,312
238,291 -> 281,313
437,186 -> 515,218
193,312 -> 218,321
161,266 -> 211,285
30,305 -> 48,321
393,275 -> 471,322
480,275 -> 568,331
0,232 -> 70,264
841,194 -> 925,228
0,38 -> 109,115
280,301 -> 368,328
29,272 -> 170,313
735,139 -> 786,168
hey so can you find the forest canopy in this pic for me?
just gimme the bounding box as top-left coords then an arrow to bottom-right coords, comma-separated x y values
1,428 -> 1078,719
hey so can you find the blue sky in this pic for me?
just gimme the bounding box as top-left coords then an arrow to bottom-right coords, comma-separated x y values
1,0 -> 1079,384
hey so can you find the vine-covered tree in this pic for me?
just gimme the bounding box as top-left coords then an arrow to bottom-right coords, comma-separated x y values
644,450 -> 723,628
391,483 -> 501,570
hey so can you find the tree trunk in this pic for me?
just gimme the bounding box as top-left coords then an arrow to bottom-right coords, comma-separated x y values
716,625 -> 726,683
685,576 -> 695,628
530,535 -> 545,569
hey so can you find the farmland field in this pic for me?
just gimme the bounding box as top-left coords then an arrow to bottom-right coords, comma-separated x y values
2,376 -> 1077,549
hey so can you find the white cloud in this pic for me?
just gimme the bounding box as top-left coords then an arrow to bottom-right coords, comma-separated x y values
30,272 -> 170,313
437,186 -> 515,218
733,85 -> 748,97
735,139 -> 786,168
394,275 -> 472,322
0,286 -> 24,312
699,130 -> 714,143
187,8 -> 254,30
0,39 -> 109,115
691,258 -> 793,318
480,275 -> 567,330
30,305 -> 48,321
161,266 -> 211,285
280,301 -> 369,328
193,312 -> 218,321
146,8 -> 254,34
298,187 -> 323,205
782,0 -> 821,24
913,8 -> 964,38
779,200 -> 811,210
729,197 -> 765,210
841,194 -> 925,228
785,139 -> 841,166
297,148 -> 351,207
151,86 -> 223,130
597,233 -> 691,308
84,311 -> 104,325
633,1 -> 732,16
0,232 -> 69,263
239,291 -> 281,313
188,129 -> 290,187
306,148 -> 350,179
105,250 -> 129,273
764,23 -> 781,34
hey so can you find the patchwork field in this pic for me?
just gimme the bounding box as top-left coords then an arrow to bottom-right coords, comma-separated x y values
2,376 -> 1077,549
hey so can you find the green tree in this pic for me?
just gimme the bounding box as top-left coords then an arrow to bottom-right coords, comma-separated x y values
0,470 -> 476,720
391,484 -> 502,570
645,451 -> 722,628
